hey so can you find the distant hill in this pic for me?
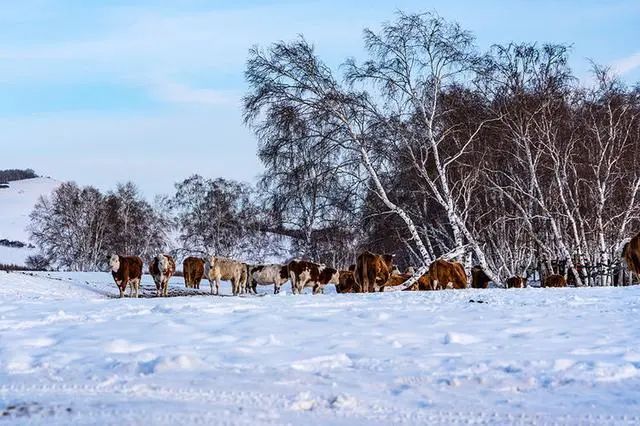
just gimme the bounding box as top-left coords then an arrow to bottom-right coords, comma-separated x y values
0,176 -> 60,266
0,168 -> 38,184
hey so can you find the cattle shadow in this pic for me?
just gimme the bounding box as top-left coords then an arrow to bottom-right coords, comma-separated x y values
106,284 -> 269,299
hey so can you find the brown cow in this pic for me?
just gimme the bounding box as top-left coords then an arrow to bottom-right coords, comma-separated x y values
149,254 -> 177,297
109,254 -> 143,298
288,260 -> 339,294
506,276 -> 527,288
353,251 -> 394,293
543,274 -> 567,288
183,256 -> 205,289
336,270 -> 357,294
385,273 -> 411,288
204,256 -> 247,296
402,272 -> 434,291
623,233 -> 640,280
471,265 -> 491,289
429,259 -> 467,290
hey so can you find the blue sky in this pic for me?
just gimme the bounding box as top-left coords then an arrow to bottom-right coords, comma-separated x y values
2,0 -> 639,195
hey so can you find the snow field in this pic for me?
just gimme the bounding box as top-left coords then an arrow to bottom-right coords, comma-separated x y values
0,271 -> 640,424
0,177 -> 60,267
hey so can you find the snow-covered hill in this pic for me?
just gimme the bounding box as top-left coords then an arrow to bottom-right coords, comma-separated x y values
0,177 -> 60,265
1,272 -> 639,424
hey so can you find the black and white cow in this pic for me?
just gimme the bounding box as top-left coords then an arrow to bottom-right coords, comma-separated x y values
247,263 -> 289,294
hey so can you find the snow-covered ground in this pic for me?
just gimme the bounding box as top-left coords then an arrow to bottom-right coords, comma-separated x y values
0,177 -> 60,266
1,272 -> 640,425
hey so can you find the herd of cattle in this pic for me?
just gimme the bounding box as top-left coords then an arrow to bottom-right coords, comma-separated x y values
107,232 -> 640,298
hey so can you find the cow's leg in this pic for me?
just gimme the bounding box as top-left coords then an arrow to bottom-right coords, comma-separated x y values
118,285 -> 124,298
237,273 -> 244,295
240,275 -> 247,294
274,282 -> 280,294
312,283 -> 322,294
215,277 -> 221,295
289,271 -> 297,295
163,279 -> 168,297
130,280 -> 136,298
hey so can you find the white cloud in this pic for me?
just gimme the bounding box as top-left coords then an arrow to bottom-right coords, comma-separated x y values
0,107 -> 262,195
611,52 -> 640,76
150,81 -> 239,106
0,3 -> 372,106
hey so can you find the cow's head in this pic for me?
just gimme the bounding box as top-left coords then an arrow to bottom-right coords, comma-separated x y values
157,254 -> 169,272
326,267 -> 339,284
382,254 -> 395,269
108,254 -> 120,272
203,256 -> 215,275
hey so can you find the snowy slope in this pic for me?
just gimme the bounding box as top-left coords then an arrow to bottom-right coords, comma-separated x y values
1,272 -> 640,424
0,177 -> 60,265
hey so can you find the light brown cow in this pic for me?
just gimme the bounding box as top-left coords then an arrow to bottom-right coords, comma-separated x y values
429,259 -> 467,290
205,256 -> 247,296
183,256 -> 205,289
385,273 -> 411,288
471,265 -> 491,289
149,254 -> 176,297
354,251 -> 394,293
402,272 -> 434,291
543,274 -> 567,288
288,260 -> 339,294
506,276 -> 527,288
623,233 -> 640,280
109,254 -> 143,298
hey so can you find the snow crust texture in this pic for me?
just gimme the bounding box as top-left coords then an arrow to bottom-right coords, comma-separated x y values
1,271 -> 639,425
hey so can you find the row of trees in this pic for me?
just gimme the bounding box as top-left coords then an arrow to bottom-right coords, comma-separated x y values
29,182 -> 169,271
0,168 -> 38,183
28,12 -> 640,285
243,12 -> 640,285
28,177 -> 285,271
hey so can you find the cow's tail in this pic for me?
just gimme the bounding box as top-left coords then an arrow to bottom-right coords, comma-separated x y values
241,263 -> 249,294
184,264 -> 191,288
361,257 -> 368,293
246,263 -> 255,294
